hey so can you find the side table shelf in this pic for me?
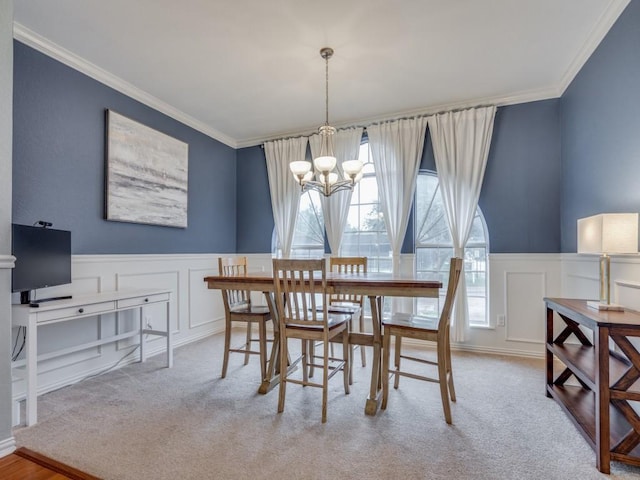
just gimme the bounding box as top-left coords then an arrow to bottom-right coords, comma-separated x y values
545,298 -> 640,473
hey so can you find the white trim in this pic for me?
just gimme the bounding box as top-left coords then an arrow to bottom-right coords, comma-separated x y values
489,253 -> 563,263
0,437 -> 16,458
401,337 -> 544,359
558,0 -> 631,95
12,23 -> 237,149
0,254 -> 15,269
73,253 -> 222,264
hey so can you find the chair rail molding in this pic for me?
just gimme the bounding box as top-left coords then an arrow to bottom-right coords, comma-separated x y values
0,254 -> 15,269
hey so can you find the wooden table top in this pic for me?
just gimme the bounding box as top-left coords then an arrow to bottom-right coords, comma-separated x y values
204,271 -> 442,298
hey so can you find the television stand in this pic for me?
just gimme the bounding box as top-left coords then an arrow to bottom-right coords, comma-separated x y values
20,290 -> 72,306
12,288 -> 172,426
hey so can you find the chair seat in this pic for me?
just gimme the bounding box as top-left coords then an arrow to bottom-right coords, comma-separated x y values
229,304 -> 271,316
286,313 -> 351,330
316,303 -> 361,315
383,312 -> 439,332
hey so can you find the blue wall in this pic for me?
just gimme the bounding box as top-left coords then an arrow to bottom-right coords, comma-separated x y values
236,145 -> 273,253
560,0 -> 640,252
236,99 -> 562,254
13,41 -> 237,254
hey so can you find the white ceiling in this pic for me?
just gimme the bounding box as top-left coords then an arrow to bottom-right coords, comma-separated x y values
13,0 -> 630,148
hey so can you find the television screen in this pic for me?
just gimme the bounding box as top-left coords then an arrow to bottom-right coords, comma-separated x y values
11,224 -> 72,294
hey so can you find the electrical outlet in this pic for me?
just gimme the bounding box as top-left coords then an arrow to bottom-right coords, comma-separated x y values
497,314 -> 505,327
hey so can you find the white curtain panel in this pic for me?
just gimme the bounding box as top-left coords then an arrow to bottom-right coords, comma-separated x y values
309,127 -> 364,254
428,105 -> 496,343
367,117 -> 428,274
264,136 -> 309,257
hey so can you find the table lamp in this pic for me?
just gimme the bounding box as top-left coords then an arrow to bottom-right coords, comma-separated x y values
577,213 -> 639,311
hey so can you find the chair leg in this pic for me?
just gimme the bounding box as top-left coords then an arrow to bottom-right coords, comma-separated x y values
437,342 -> 452,424
277,330 -> 288,414
258,320 -> 267,382
221,318 -> 232,378
302,339 -> 309,385
309,340 -> 315,378
322,339 -> 329,423
381,328 -> 391,410
359,311 -> 367,367
243,322 -> 252,365
342,329 -> 350,395
446,330 -> 456,402
393,335 -> 402,389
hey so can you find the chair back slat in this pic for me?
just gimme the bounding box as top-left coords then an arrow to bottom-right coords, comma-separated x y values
329,257 -> 367,305
218,256 -> 252,311
273,258 -> 327,328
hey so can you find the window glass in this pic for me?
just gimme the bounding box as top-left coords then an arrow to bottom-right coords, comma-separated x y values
415,173 -> 489,326
341,142 -> 392,273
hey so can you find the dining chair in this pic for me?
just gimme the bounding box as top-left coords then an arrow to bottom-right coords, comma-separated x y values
272,258 -> 350,423
329,256 -> 367,366
218,256 -> 272,381
381,257 -> 463,424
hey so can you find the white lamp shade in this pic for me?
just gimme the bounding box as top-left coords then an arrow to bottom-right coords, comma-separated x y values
314,155 -> 337,172
577,213 -> 639,254
290,160 -> 312,176
342,159 -> 363,176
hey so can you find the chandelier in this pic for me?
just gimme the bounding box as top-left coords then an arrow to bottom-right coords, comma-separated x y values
290,47 -> 363,197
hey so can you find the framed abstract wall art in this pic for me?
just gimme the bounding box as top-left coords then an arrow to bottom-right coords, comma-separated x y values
105,110 -> 189,228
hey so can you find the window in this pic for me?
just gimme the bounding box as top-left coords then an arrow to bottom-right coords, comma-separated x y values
340,142 -> 392,273
414,172 -> 489,327
272,189 -> 324,258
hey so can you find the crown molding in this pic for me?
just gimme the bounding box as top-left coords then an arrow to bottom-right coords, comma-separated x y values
557,0 -> 631,95
12,22 -> 238,149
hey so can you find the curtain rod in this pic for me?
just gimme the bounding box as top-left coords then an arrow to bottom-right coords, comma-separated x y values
261,104 -> 497,147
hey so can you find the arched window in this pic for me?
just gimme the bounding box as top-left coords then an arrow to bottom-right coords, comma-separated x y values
340,142 -> 392,272
414,172 -> 489,326
272,189 -> 324,258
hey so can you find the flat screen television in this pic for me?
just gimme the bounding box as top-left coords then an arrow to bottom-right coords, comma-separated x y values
11,223 -> 72,305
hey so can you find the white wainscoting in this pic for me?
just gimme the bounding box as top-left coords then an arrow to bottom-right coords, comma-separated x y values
10,253 -> 229,405
14,251 -> 640,410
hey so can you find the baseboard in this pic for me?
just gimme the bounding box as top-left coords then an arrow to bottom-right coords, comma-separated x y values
399,337 -> 544,359
0,436 -> 16,458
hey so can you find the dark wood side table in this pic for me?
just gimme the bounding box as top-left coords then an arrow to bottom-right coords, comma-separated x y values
545,298 -> 640,473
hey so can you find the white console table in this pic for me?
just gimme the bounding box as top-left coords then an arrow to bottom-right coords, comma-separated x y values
11,289 -> 172,426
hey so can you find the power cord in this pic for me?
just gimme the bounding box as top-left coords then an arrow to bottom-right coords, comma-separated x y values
11,326 -> 26,361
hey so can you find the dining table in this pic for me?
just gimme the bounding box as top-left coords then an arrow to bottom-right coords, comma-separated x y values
203,270 -> 441,415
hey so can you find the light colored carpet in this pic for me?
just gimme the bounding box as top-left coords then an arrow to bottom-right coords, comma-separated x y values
13,333 -> 640,480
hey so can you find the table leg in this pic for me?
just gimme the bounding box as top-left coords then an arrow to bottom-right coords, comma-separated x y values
365,295 -> 383,416
260,291 -> 280,394
259,291 -> 296,394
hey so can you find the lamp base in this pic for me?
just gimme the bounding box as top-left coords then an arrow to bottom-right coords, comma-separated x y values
587,300 -> 625,312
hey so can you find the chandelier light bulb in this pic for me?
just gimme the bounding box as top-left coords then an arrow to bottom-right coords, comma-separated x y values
342,159 -> 363,176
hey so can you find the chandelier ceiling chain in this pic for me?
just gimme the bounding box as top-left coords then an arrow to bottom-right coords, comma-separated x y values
289,47 -> 363,197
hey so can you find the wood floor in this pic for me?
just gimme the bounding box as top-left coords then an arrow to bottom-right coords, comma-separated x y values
0,448 -> 100,480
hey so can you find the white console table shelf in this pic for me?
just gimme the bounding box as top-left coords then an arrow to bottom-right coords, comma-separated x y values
12,289 -> 172,426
